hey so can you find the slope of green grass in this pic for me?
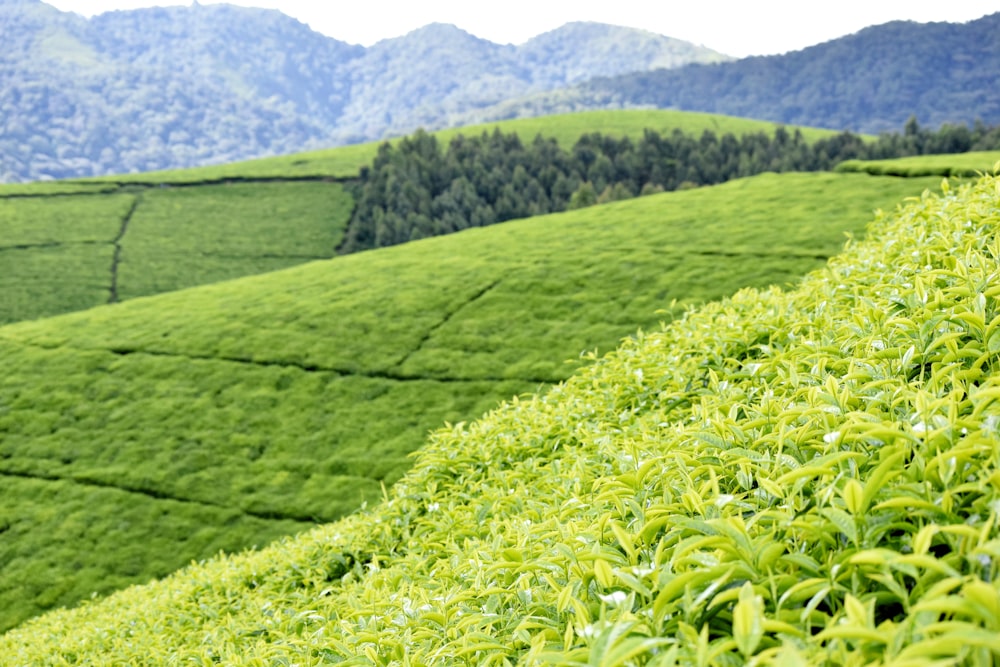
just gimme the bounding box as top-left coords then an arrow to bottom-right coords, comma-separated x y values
76,110 -> 845,185
5,173 -> 938,380
0,245 -> 116,325
0,172 -> 940,633
837,151 -> 1000,177
0,192 -> 133,248
431,109 -> 847,149
0,182 -> 353,323
4,174 -> 997,665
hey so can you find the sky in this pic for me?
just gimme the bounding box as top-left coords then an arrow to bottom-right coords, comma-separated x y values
45,1 -> 999,58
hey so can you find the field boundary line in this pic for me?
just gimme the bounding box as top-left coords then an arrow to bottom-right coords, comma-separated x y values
0,468 -> 317,523
0,240 -> 106,252
0,337 -> 556,385
392,278 -> 504,371
108,195 -> 141,304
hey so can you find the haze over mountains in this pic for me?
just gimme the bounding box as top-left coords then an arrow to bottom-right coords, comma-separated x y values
0,0 -> 726,181
2,1 -> 998,182
521,12 -> 1000,135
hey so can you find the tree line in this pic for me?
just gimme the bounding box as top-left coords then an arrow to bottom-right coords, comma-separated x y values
340,118 -> 1000,253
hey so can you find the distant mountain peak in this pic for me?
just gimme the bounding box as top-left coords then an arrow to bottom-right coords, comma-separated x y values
385,21 -> 491,46
0,2 -> 752,181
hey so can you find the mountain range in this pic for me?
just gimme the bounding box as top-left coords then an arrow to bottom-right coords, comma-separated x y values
477,12 -> 1000,135
0,0 -> 726,181
2,2 -> 998,183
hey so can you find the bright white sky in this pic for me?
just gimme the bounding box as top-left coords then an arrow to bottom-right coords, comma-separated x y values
46,0 -> 999,58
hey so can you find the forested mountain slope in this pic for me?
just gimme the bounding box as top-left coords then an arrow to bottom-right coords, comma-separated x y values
0,0 -> 726,181
463,13 -> 1000,134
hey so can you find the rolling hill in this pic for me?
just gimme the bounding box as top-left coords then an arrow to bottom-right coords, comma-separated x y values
2,168 -> 996,665
0,0 -> 727,182
0,170 -> 942,632
0,109 -> 846,327
6,3 -> 999,184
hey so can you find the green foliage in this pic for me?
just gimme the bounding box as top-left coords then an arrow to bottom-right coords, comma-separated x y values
0,172 -> 938,631
0,474 -> 306,633
0,339 -> 530,633
116,182 -> 351,300
568,181 -> 598,209
0,109 -> 862,327
432,110 -> 847,148
837,151 -> 1000,178
3,173 -> 998,665
0,245 -> 115,326
0,193 -> 133,247
3,173 -> 938,381
0,193 -> 135,325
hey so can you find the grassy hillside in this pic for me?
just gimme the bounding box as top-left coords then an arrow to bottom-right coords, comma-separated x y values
0,182 -> 353,325
837,151 -> 1000,177
3,174 -> 997,664
0,172 -> 940,632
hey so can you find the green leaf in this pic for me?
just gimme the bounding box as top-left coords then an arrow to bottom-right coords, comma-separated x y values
821,507 -> 858,545
732,582 -> 764,658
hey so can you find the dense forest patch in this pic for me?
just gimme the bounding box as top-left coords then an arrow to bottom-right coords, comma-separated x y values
342,118 -> 1000,252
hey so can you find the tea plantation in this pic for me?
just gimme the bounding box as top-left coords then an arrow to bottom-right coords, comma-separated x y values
0,182 -> 353,325
0,109 -> 842,327
3,172 -> 997,664
0,172 -> 939,632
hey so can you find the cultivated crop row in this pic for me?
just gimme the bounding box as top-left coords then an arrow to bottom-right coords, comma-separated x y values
0,172 -> 938,631
5,173 -> 998,664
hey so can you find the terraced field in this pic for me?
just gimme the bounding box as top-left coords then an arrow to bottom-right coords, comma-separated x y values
0,171 -> 940,632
